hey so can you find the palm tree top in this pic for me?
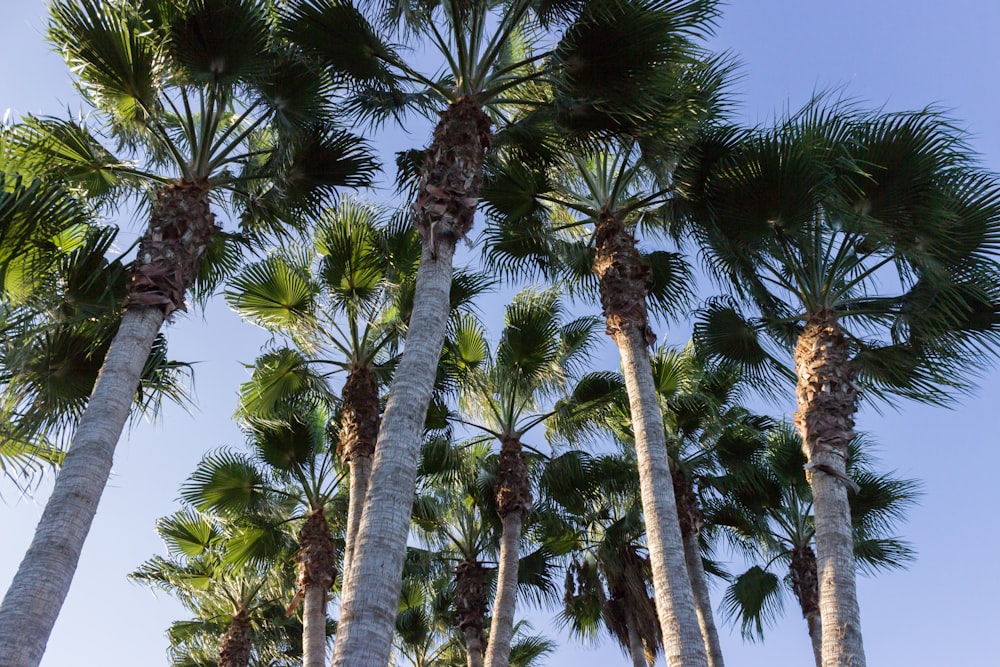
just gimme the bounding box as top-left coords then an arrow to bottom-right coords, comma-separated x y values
2,0 -> 378,243
284,0 -> 721,141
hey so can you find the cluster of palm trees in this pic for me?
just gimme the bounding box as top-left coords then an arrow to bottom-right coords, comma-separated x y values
1,2 -> 998,667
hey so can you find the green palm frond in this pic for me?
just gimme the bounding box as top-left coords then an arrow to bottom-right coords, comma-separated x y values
263,124 -> 378,215
168,0 -> 272,84
693,298 -> 795,396
180,449 -> 270,515
643,249 -> 693,319
49,0 -> 163,129
2,116 -> 139,202
237,348 -> 334,419
279,0 -> 398,86
548,0 -> 720,140
158,509 -> 225,559
721,565 -> 784,641
507,620 -> 556,667
226,254 -> 319,333
0,175 -> 91,301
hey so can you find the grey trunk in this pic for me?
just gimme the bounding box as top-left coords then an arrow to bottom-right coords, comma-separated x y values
682,532 -> 725,667
465,619 -> 485,667
793,314 -> 864,667
626,606 -> 649,667
808,613 -> 823,667
342,454 -> 372,589
0,306 -> 165,667
483,511 -> 524,667
303,584 -> 328,667
329,242 -> 456,667
617,326 -> 708,667
812,460 -> 863,667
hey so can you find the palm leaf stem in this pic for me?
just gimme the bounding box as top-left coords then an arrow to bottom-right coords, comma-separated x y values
471,0 -> 533,87
207,101 -> 269,167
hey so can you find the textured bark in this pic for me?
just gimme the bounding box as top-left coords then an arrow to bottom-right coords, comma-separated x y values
484,436 -> 531,667
626,606 -> 651,667
291,508 -> 336,667
672,468 -> 725,667
793,311 -> 864,667
339,364 -> 379,586
791,545 -> 822,667
464,625 -> 486,667
128,180 -> 219,314
594,214 -> 707,667
219,609 -> 253,667
456,560 -> 489,667
808,614 -> 824,667
682,533 -> 725,667
331,98 -> 491,667
303,585 -> 328,667
0,307 -> 165,667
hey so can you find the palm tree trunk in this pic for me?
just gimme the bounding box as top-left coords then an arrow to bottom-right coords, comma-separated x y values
625,606 -> 650,667
0,306 -> 164,667
295,508 -> 336,667
339,364 -> 379,587
793,312 -> 864,667
219,609 -> 253,667
303,584 -> 328,667
484,436 -> 530,667
808,614 -> 824,667
0,179 -> 216,667
594,213 -> 707,667
682,532 -> 725,667
791,545 -> 822,667
464,626 -> 486,667
483,511 -> 523,667
342,454 -> 372,586
672,466 -> 724,667
455,559 -> 488,667
330,98 -> 491,667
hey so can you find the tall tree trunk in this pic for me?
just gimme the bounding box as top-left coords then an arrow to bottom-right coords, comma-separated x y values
626,606 -> 650,667
791,545 -> 822,667
0,181 -> 215,667
793,311 -> 864,667
682,533 -> 725,667
292,508 -> 336,667
672,468 -> 725,667
330,98 -> 491,667
338,364 -> 379,587
219,609 -> 253,667
342,454 -> 371,586
484,437 -> 531,667
0,306 -> 164,666
593,213 -> 707,667
455,560 -> 489,667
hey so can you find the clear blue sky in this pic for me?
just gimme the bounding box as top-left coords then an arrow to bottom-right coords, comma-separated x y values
2,1 -> 999,665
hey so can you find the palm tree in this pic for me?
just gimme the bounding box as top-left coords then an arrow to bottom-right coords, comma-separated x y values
131,509 -> 304,667
181,390 -> 344,667
225,199 -> 419,583
0,2 -> 375,662
412,435 -> 565,667
719,425 -> 919,667
548,450 -> 662,667
411,439 -> 497,667
482,139 -> 728,665
447,288 -> 603,667
673,101 -> 1000,666
281,3 -> 719,661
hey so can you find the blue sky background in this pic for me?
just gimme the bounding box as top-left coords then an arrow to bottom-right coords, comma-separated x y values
2,1 -> 999,665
